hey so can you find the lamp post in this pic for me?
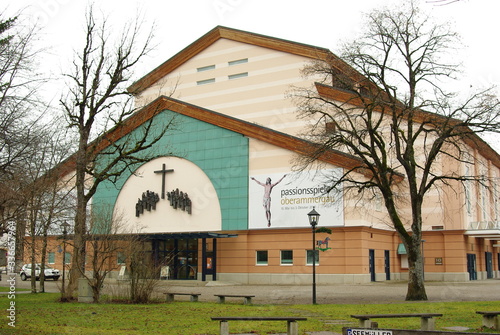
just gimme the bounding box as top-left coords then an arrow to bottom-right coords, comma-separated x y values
308,207 -> 320,305
60,221 -> 70,297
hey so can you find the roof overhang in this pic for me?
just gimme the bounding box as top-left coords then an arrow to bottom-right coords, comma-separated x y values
128,26 -> 337,95
315,82 -> 500,170
464,230 -> 500,240
139,232 -> 238,240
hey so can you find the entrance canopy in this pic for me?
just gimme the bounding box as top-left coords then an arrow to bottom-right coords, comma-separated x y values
138,232 -> 238,240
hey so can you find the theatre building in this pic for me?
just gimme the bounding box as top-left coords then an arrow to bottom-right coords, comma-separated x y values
33,26 -> 500,284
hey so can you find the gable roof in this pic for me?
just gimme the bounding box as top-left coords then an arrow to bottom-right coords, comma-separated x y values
132,96 -> 369,174
127,25 -> 359,95
54,96 -> 375,180
315,82 -> 500,170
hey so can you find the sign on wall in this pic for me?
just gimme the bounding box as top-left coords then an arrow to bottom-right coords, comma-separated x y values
249,169 -> 343,229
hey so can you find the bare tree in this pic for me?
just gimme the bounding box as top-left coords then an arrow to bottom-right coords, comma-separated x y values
19,117 -> 75,293
293,0 -> 500,300
0,14 -> 46,236
73,206 -> 128,303
59,6 -> 176,298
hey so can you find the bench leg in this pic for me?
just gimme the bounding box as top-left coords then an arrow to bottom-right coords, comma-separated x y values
244,297 -> 252,305
287,320 -> 298,335
358,319 -> 372,328
217,296 -> 225,303
219,320 -> 229,335
421,317 -> 435,331
482,315 -> 500,330
190,295 -> 198,302
165,294 -> 174,302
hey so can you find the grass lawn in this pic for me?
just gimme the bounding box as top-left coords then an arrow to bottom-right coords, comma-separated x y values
0,293 -> 499,334
0,286 -> 29,292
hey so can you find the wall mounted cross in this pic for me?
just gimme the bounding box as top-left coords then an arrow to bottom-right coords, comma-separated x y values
154,163 -> 174,199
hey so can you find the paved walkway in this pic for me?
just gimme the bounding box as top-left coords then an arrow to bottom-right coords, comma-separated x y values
5,273 -> 500,304
150,278 -> 500,305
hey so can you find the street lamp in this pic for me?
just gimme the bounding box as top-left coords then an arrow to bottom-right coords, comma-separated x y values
60,221 -> 70,297
308,207 -> 320,305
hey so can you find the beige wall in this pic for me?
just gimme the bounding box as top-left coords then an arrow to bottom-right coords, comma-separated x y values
136,39 -> 316,137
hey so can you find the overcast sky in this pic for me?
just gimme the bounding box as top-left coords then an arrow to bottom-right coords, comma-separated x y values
4,0 -> 500,149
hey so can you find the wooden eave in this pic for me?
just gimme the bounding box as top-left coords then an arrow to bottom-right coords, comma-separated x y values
55,96 -> 374,180
316,83 -> 500,170
128,26 -> 340,95
146,96 -> 367,174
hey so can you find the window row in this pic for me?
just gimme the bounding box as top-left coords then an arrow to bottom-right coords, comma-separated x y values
196,58 -> 249,85
47,252 -> 71,264
47,251 -> 127,266
196,58 -> 248,72
256,250 -> 319,266
197,72 -> 248,85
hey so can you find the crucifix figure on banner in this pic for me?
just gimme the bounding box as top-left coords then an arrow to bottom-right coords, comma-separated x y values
154,163 -> 174,199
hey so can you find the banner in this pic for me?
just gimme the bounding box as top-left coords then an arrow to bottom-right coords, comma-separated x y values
249,169 -> 343,229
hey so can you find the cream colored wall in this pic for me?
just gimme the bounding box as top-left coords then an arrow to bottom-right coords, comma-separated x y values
113,156 -> 221,234
136,39 -> 315,137
133,36 -> 499,235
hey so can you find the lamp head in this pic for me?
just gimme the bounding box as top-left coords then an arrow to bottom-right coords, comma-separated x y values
308,207 -> 320,227
60,221 -> 70,234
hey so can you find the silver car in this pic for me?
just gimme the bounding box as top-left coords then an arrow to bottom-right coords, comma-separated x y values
20,264 -> 60,281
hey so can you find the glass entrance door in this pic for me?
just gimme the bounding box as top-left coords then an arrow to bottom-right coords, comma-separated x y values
176,239 -> 198,280
155,238 -> 198,280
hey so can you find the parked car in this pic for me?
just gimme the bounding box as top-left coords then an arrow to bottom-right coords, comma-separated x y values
20,264 -> 60,281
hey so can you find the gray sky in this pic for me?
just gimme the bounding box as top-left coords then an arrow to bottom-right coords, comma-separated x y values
5,0 -> 500,149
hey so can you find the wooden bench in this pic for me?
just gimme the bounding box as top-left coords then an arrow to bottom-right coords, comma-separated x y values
351,313 -> 443,331
214,294 -> 255,305
164,292 -> 201,302
476,311 -> 500,330
211,317 -> 307,335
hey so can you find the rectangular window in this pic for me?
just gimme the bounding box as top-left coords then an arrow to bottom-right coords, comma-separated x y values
256,250 -> 268,265
280,250 -> 293,265
306,250 -> 319,265
228,72 -> 248,80
197,78 -> 215,85
228,58 -> 248,66
48,252 -> 55,264
494,182 -> 499,221
465,165 -> 472,215
64,252 -> 71,264
197,64 -> 215,72
117,252 -> 126,265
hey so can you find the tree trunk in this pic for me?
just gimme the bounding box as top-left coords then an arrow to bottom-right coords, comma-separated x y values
65,133 -> 89,299
29,217 -> 37,294
405,238 -> 427,300
39,232 -> 48,293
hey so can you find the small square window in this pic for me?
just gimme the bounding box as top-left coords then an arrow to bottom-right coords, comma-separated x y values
325,121 -> 337,133
228,58 -> 248,66
228,72 -> 248,80
256,250 -> 268,265
306,250 -> 319,265
280,250 -> 293,265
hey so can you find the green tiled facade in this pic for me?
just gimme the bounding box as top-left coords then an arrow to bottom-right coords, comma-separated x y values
93,110 -> 249,231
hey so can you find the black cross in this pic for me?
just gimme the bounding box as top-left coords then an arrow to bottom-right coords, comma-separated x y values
154,163 -> 174,199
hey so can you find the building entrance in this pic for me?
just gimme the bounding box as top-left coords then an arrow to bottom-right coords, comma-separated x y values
467,253 -> 477,280
153,238 -> 198,280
